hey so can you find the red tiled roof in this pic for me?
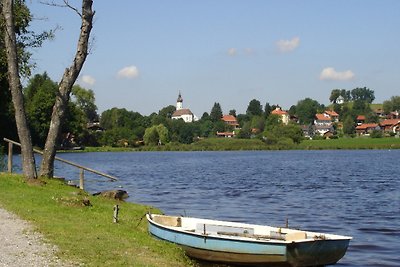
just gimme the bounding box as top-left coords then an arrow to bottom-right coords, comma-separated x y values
221,115 -> 237,122
325,110 -> 338,117
315,113 -> 331,121
380,119 -> 400,126
356,123 -> 379,130
172,109 -> 193,117
271,109 -> 288,115
357,115 -> 366,120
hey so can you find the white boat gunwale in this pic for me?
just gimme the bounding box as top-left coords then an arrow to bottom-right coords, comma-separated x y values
146,213 -> 352,244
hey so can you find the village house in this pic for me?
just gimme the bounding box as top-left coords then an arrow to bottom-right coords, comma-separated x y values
221,115 -> 240,129
314,113 -> 334,136
324,110 -> 339,122
216,131 -> 235,138
380,119 -> 400,134
171,92 -> 198,123
356,115 -> 366,126
355,123 -> 380,136
271,106 -> 289,125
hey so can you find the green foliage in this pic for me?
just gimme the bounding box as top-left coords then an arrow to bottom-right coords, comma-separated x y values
343,116 -> 356,135
370,130 -> 383,138
99,127 -> 138,147
209,102 -> 223,122
143,125 -> 160,146
72,85 -> 98,122
143,124 -> 170,146
265,114 -> 281,130
0,1 -> 53,143
263,122 -> 303,145
246,99 -> 263,117
382,96 -> 400,114
264,102 -> 272,116
351,87 -> 375,103
236,121 -> 251,139
294,98 -> 323,124
24,73 -> 58,146
158,105 -> 176,119
198,120 -> 213,137
250,115 -> 265,132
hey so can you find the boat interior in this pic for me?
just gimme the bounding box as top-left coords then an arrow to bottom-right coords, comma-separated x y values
148,214 -> 342,242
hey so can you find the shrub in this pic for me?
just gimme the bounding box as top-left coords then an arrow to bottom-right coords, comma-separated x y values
370,130 -> 383,138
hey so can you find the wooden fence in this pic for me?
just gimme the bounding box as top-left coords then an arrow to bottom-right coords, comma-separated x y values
3,138 -> 118,190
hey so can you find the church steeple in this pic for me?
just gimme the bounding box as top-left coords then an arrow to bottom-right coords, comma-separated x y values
176,91 -> 183,110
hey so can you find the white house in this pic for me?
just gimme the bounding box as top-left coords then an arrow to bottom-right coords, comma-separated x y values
271,106 -> 290,125
171,92 -> 198,123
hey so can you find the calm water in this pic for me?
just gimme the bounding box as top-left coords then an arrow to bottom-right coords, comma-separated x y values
11,150 -> 400,266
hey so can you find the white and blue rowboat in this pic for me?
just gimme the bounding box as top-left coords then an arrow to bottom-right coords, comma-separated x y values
146,214 -> 352,267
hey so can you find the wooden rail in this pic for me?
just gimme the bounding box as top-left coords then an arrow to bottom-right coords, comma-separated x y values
3,138 -> 118,190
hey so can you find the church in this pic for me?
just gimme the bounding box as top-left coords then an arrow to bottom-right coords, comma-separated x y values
171,92 -> 198,123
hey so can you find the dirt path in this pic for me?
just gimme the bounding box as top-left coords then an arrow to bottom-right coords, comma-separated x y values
0,207 -> 76,267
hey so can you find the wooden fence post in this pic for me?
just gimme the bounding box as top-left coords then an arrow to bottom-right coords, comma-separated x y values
7,142 -> 13,173
113,205 -> 119,223
79,168 -> 84,190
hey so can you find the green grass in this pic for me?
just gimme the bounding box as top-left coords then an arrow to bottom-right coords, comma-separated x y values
298,137 -> 400,150
0,173 -> 192,267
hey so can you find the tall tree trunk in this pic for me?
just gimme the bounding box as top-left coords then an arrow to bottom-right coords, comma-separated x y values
2,0 -> 37,179
40,0 -> 94,177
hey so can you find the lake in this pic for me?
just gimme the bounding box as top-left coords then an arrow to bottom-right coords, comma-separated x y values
11,150 -> 400,266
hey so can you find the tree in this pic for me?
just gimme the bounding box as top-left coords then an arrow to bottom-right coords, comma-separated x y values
210,102 -> 222,122
295,98 -> 323,124
158,105 -> 176,119
143,126 -> 158,146
250,115 -> 265,133
264,102 -> 272,116
236,121 -> 251,139
40,0 -> 95,177
229,109 -> 236,117
263,117 -> 303,145
1,0 -> 37,179
24,73 -> 58,146
246,99 -> 263,117
383,96 -> 400,114
329,89 -> 341,103
156,124 -> 169,145
343,116 -> 355,135
351,87 -> 375,103
72,85 -> 98,122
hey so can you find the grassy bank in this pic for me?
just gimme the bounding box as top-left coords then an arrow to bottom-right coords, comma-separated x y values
0,173 -> 191,267
299,137 -> 400,150
82,137 -> 400,152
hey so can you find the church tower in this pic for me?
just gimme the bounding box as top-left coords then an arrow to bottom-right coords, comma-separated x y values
176,91 -> 183,110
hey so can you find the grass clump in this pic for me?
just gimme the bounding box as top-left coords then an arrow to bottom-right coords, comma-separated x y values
0,173 -> 192,267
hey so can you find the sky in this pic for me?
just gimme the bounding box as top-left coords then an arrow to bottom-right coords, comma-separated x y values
27,0 -> 400,117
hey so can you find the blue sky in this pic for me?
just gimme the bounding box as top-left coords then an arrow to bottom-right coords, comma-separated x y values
27,0 -> 400,117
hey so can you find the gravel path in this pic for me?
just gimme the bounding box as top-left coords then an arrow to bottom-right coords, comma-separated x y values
0,207 -> 76,267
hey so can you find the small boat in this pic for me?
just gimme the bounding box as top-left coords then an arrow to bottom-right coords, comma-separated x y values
146,214 -> 352,267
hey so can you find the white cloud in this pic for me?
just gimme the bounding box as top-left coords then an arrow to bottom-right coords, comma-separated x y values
319,67 -> 355,81
117,65 -> 139,79
276,37 -> 300,52
81,75 -> 95,86
227,48 -> 237,56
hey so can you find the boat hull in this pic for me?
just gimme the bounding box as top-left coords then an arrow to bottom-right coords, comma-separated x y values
147,214 -> 351,267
